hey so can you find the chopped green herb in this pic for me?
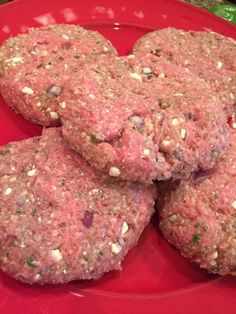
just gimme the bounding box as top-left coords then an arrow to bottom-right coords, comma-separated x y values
150,108 -> 156,113
83,252 -> 91,262
192,234 -> 201,244
15,210 -> 23,216
26,258 -> 38,268
90,135 -> 102,143
136,127 -> 144,133
211,150 -> 218,158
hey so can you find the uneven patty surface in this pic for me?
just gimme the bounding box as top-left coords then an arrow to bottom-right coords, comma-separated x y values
0,128 -> 156,284
132,28 -> 236,115
59,53 -> 229,184
158,130 -> 236,276
0,24 -> 117,126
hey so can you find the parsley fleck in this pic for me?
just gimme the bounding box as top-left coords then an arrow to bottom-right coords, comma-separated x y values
90,135 -> 102,143
26,258 -> 38,268
136,127 -> 144,133
192,234 -> 201,244
83,253 -> 91,262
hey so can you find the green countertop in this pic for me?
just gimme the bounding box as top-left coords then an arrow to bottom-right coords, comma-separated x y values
184,0 -> 230,10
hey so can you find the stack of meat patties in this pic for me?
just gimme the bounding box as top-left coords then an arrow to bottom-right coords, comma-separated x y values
0,24 -> 235,284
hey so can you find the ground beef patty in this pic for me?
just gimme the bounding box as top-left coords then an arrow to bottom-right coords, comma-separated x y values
132,28 -> 236,115
0,24 -> 117,126
158,130 -> 236,275
0,128 -> 156,285
59,53 -> 229,184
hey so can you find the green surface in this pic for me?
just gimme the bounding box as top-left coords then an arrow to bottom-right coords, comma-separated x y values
209,4 -> 236,23
184,0 -> 236,24
0,0 -> 8,4
184,0 -> 230,9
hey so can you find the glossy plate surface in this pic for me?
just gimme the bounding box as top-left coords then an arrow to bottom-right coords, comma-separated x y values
0,0 -> 236,313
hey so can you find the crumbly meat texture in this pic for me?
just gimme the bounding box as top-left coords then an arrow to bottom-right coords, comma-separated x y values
0,24 -> 117,126
158,131 -> 236,276
59,54 -> 229,184
132,28 -> 236,115
0,128 -> 156,284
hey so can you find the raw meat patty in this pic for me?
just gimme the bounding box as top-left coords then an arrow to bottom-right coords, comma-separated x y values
132,28 -> 236,115
59,53 -> 229,184
0,128 -> 156,284
0,24 -> 117,126
159,130 -> 236,275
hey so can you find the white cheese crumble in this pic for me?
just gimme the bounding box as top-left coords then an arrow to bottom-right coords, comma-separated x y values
180,128 -> 187,139
143,148 -> 151,156
22,86 -> 34,95
216,61 -> 223,69
5,56 -> 23,66
130,72 -> 142,82
4,187 -> 12,195
121,221 -> 129,235
174,93 -> 184,96
111,243 -> 122,255
109,167 -> 121,177
60,101 -> 67,109
158,72 -> 165,78
169,214 -> 177,222
45,64 -> 51,70
61,33 -> 70,40
162,139 -> 171,146
232,200 -> 236,209
88,93 -> 96,100
49,112 -> 59,120
41,51 -> 48,56
11,56 -> 23,64
230,93 -> 235,100
51,249 -> 63,262
143,67 -> 152,75
172,117 -> 184,126
34,273 -> 41,281
27,168 -> 37,177
172,118 -> 181,126
211,250 -> 218,259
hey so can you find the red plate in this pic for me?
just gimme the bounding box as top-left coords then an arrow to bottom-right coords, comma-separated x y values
0,0 -> 236,313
